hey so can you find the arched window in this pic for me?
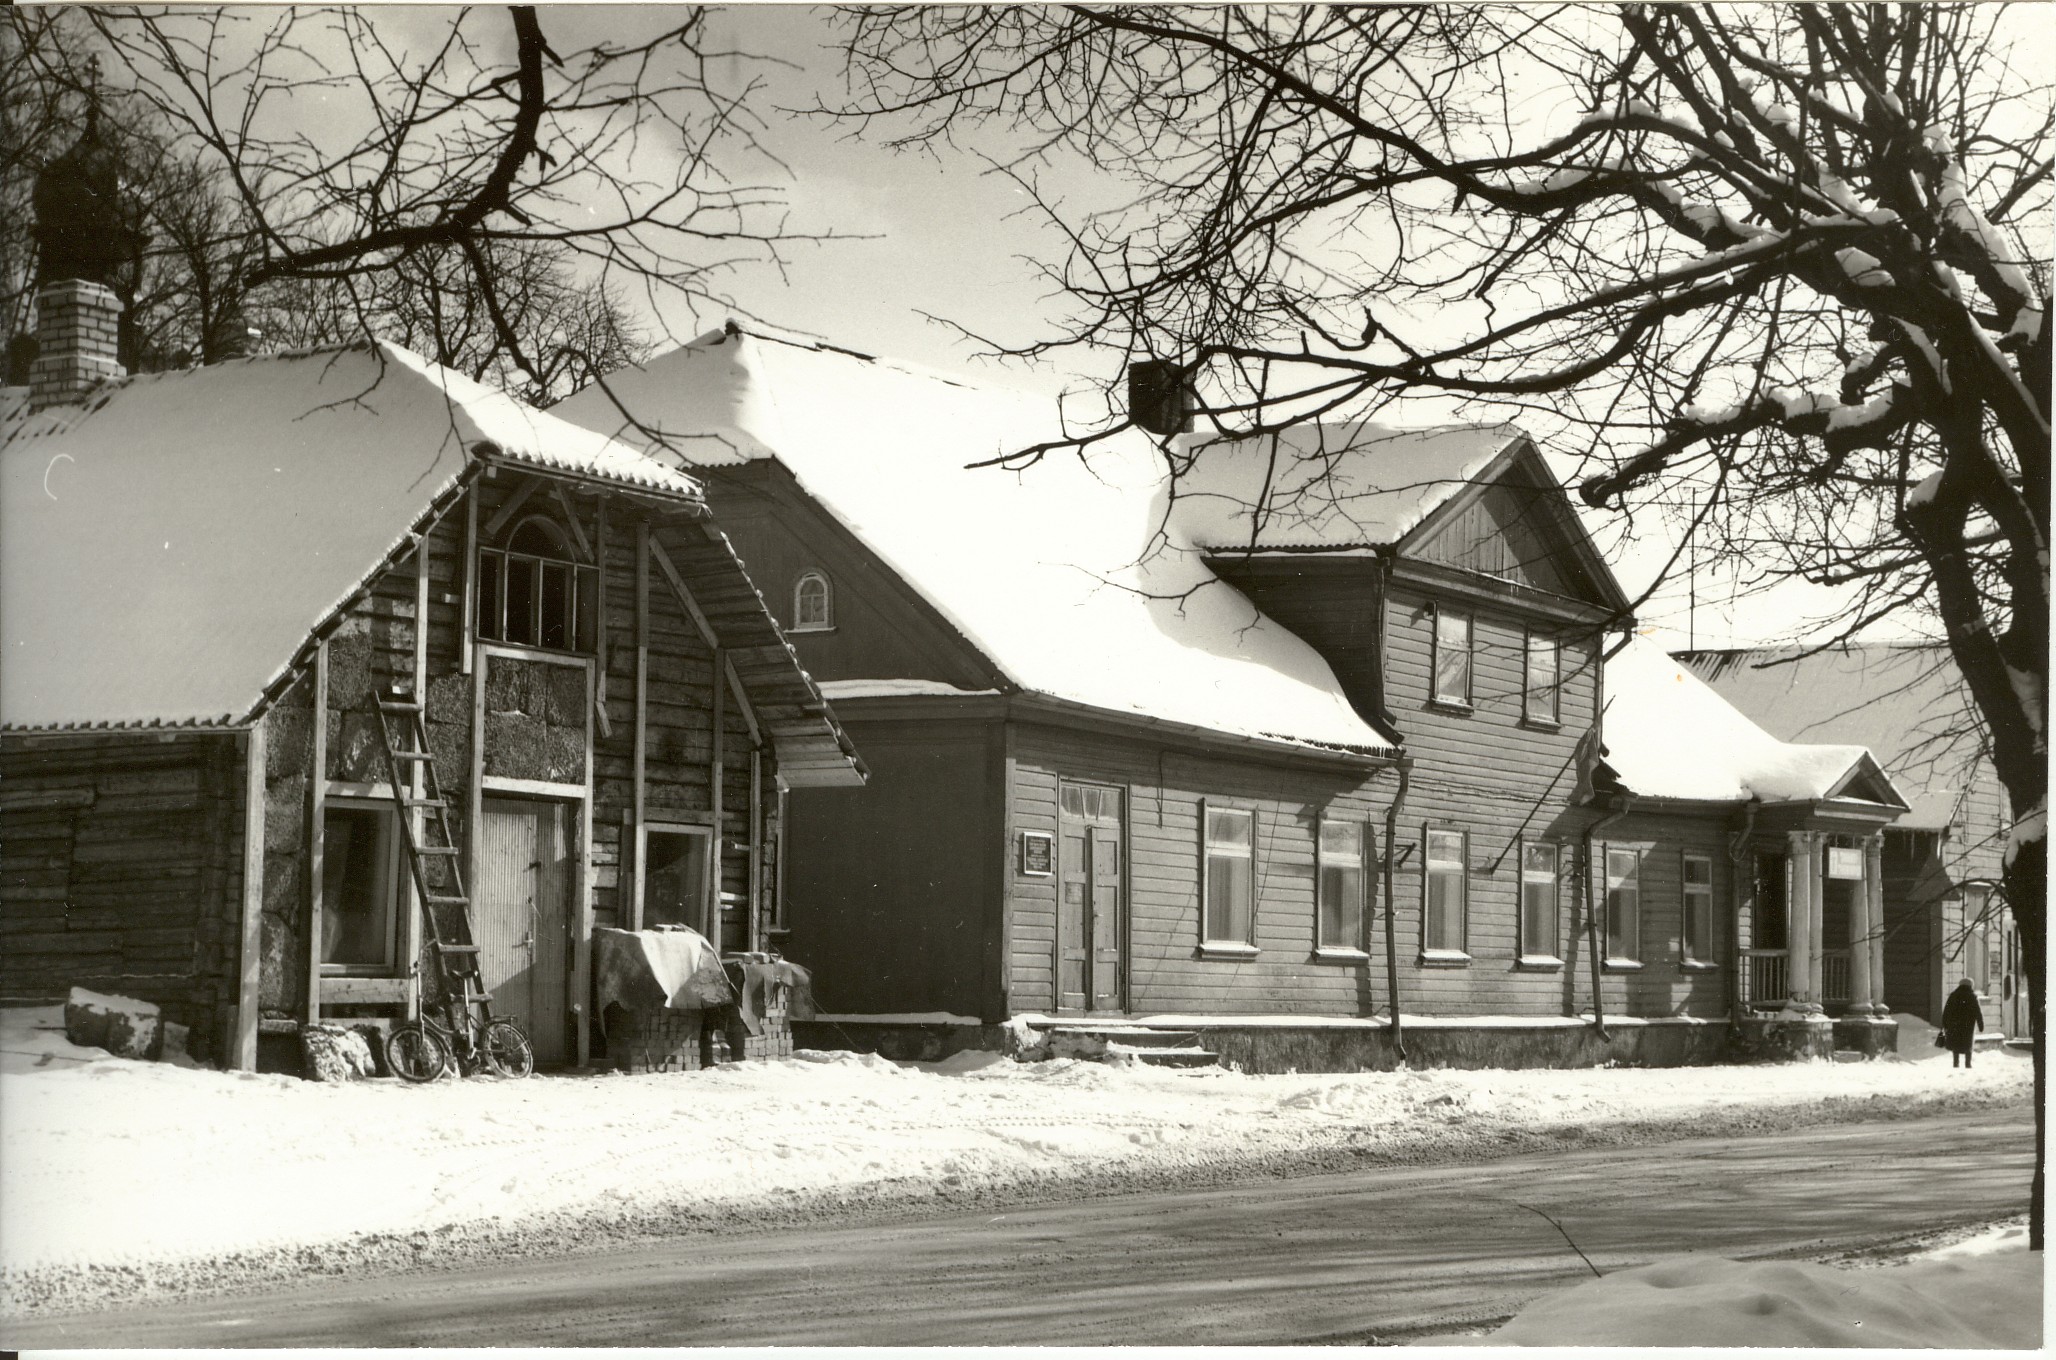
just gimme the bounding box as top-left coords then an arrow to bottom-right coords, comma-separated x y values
477,512 -> 598,652
792,570 -> 832,631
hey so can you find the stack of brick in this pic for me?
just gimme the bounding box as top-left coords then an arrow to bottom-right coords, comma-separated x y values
609,999 -> 792,1073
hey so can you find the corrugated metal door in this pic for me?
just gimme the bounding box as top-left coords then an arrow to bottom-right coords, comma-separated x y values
477,798 -> 572,1064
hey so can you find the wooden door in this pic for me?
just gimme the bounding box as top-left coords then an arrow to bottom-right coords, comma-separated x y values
476,798 -> 572,1064
1056,782 -> 1125,1015
1089,826 -> 1124,1012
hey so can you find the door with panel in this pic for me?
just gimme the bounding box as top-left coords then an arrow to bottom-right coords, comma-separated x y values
1056,781 -> 1126,1015
475,797 -> 573,1064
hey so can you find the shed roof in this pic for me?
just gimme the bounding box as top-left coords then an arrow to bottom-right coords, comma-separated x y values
1602,636 -> 1906,809
2,343 -> 862,784
552,326 -> 1401,758
1678,644 -> 1983,830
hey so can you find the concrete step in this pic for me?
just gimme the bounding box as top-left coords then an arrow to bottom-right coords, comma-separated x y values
1047,1025 -> 1203,1049
1102,1043 -> 1220,1068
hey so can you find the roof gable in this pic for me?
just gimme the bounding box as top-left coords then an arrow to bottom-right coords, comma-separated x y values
1401,443 -> 1631,613
554,326 -> 1401,757
1,343 -> 700,730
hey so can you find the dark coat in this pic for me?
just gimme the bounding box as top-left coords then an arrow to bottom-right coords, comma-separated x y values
1942,982 -> 1985,1054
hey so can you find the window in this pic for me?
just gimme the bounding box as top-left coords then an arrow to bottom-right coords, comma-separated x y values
1962,886 -> 1993,992
791,571 -> 832,631
642,824 -> 712,932
1682,853 -> 1715,964
1753,852 -> 1788,950
1318,820 -> 1366,952
1202,806 -> 1255,946
1604,846 -> 1642,963
478,514 -> 598,652
321,803 -> 401,970
1520,841 -> 1559,961
1424,828 -> 1467,954
1525,632 -> 1560,725
1432,608 -> 1472,706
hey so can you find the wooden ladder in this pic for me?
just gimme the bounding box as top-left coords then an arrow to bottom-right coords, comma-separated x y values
370,688 -> 491,1040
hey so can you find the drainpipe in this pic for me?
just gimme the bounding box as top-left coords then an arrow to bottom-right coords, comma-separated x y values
1726,796 -> 1761,1026
1584,794 -> 1633,1041
1383,756 -> 1414,1064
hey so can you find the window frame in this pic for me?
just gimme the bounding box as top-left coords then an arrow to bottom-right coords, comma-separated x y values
1430,605 -> 1474,709
637,819 -> 716,935
1315,818 -> 1370,958
1421,824 -> 1470,961
1681,851 -> 1718,968
1200,802 -> 1258,954
1523,630 -> 1561,727
790,570 -> 834,633
1518,838 -> 1561,966
1961,885 -> 1993,993
476,512 -> 598,655
318,798 -> 404,975
1603,843 -> 1644,968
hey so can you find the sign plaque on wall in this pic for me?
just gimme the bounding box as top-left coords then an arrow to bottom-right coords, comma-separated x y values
1826,846 -> 1865,880
1018,830 -> 1054,877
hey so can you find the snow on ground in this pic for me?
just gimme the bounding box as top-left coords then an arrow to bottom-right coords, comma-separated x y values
0,1005 -> 2031,1314
1486,1216 -> 2042,1348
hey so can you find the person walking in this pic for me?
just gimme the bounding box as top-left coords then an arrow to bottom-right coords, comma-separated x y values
1941,978 -> 1984,1068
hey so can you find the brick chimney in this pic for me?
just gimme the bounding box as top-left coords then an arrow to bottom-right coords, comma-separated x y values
29,104 -> 135,411
30,280 -> 124,410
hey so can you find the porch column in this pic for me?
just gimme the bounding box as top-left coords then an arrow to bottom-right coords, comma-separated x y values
1865,834 -> 1889,1016
1848,838 -> 1875,1016
1786,831 -> 1817,1012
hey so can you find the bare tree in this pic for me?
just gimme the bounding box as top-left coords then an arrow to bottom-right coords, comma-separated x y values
839,3 -> 2050,1239
11,4 -> 816,394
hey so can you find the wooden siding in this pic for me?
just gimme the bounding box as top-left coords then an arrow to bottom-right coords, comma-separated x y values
781,715 -> 1003,1018
1577,808 -> 1735,1019
0,732 -> 245,1059
698,463 -> 1002,689
1206,558 -> 1385,725
1007,720 -> 1391,1016
1411,480 -> 1581,598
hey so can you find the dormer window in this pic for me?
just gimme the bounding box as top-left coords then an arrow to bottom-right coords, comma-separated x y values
792,570 -> 833,632
478,513 -> 597,652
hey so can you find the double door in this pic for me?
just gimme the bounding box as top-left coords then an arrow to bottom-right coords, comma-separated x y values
474,797 -> 573,1065
1057,782 -> 1124,1013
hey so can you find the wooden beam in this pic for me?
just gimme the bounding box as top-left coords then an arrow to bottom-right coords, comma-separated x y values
632,520 -> 650,930
723,656 -> 763,748
550,484 -> 595,563
234,723 -> 266,1071
575,655 -> 596,1068
306,639 -> 328,1027
710,646 -> 725,946
594,497 -> 611,736
646,536 -> 720,652
748,747 -> 763,954
481,475 -> 542,539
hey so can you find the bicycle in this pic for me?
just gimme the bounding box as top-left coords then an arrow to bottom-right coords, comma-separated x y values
384,986 -> 534,1082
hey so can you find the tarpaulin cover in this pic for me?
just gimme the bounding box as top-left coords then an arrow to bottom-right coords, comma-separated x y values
593,927 -> 733,1031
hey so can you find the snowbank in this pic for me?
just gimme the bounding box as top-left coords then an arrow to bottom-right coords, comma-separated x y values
1489,1242 -> 2040,1347
0,1004 -> 2030,1309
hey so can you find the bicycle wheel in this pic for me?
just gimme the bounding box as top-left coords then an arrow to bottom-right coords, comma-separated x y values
384,1022 -> 451,1083
481,1019 -> 534,1078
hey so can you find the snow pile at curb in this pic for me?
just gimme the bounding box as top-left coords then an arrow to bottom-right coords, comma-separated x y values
1489,1244 -> 2041,1347
0,1004 -> 2031,1313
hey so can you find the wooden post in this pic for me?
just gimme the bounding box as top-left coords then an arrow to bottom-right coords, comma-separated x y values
234,723 -> 267,1070
460,488 -> 478,675
711,647 -> 726,947
632,519 -> 649,929
748,747 -> 763,954
1787,831 -> 1815,1012
1865,834 -> 1887,1017
595,498 -> 610,721
409,535 -> 429,1016
575,656 -> 596,1067
305,638 -> 328,1027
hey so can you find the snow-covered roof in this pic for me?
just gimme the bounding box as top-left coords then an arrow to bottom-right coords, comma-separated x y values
1678,644 -> 1985,830
553,326 -> 1400,757
1602,636 -> 1905,807
2,343 -> 702,730
1170,420 -> 1527,551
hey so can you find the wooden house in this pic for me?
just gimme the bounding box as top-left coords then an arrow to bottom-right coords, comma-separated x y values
0,285 -> 863,1071
556,325 -> 1913,1070
1681,645 -> 2023,1043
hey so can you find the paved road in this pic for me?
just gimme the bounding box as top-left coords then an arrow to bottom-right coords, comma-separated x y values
7,1107 -> 2032,1348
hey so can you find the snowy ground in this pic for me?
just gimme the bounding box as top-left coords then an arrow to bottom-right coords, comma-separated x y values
0,1004 -> 2032,1317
